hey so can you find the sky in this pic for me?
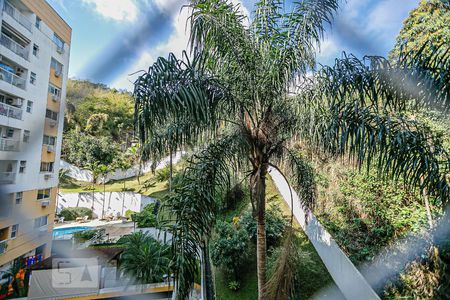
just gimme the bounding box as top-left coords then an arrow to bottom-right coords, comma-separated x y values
47,0 -> 420,92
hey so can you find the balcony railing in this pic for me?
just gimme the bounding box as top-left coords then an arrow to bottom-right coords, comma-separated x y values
0,240 -> 7,255
0,138 -> 19,151
0,33 -> 29,60
0,102 -> 23,120
0,66 -> 26,89
3,1 -> 32,32
0,171 -> 16,184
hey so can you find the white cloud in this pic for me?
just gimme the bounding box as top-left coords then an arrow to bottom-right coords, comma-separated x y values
81,0 -> 138,22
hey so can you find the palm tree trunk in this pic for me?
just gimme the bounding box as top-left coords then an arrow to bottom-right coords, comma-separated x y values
169,149 -> 173,192
250,163 -> 268,300
202,239 -> 215,300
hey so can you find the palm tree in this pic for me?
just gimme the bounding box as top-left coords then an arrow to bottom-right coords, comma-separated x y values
86,162 -> 102,211
134,1 -> 450,298
98,164 -> 110,219
120,232 -> 171,284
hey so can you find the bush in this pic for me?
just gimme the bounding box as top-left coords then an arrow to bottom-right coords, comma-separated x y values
59,207 -> 93,221
155,166 -> 171,182
134,203 -> 157,228
74,229 -> 99,243
125,209 -> 136,219
240,205 -> 288,248
223,184 -> 245,211
228,280 -> 240,291
210,221 -> 249,280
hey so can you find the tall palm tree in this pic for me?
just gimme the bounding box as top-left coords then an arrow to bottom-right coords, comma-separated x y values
134,1 -> 450,298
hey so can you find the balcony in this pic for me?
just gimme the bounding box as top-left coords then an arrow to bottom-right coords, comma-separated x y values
0,138 -> 19,151
0,33 -> 29,60
3,1 -> 32,32
0,102 -> 22,120
0,171 -> 15,184
0,65 -> 26,89
0,239 -> 7,255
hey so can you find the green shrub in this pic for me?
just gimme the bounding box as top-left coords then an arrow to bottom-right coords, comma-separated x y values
125,209 -> 137,219
73,229 -> 98,243
155,166 -> 171,182
227,280 -> 240,291
210,221 -> 249,280
134,203 -> 157,228
59,207 -> 93,221
223,184 -> 245,211
240,205 -> 288,248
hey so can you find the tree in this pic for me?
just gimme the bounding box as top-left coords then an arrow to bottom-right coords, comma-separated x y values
134,1 -> 450,299
390,0 -> 450,61
86,162 -> 103,211
98,164 -> 110,219
120,232 -> 171,284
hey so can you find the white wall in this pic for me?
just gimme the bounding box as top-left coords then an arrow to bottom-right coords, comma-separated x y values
61,151 -> 184,183
57,192 -> 155,219
269,167 -> 380,300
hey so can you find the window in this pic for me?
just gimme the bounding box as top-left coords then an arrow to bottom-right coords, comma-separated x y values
30,72 -> 36,85
37,189 -> 51,200
43,135 -> 56,146
40,162 -> 54,173
34,215 -> 48,228
48,84 -> 61,97
53,34 -> 64,52
32,44 -> 39,56
35,17 -> 41,29
15,192 -> 22,204
23,130 -> 30,143
50,58 -> 63,75
10,224 -> 18,238
45,109 -> 58,121
19,161 -> 26,173
26,101 -> 33,113
6,128 -> 14,138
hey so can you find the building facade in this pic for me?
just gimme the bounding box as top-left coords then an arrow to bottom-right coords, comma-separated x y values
0,0 -> 70,271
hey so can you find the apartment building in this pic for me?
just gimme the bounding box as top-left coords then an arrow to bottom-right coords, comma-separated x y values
0,0 -> 70,271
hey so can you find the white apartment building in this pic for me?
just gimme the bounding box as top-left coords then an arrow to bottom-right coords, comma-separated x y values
0,0 -> 70,271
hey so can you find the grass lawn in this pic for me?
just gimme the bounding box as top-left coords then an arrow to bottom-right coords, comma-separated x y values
214,176 -> 335,299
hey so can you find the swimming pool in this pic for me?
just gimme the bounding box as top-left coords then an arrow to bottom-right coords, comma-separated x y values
53,226 -> 92,240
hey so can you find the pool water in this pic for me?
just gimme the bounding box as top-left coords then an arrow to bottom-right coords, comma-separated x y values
53,226 -> 92,240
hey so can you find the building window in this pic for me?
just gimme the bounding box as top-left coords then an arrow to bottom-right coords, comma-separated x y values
23,130 -> 30,143
32,44 -> 39,57
53,34 -> 64,52
26,101 -> 33,113
37,189 -> 51,200
45,109 -> 58,121
30,72 -> 36,85
43,135 -> 56,146
40,162 -> 54,173
19,161 -> 26,173
15,192 -> 22,204
34,215 -> 48,228
48,84 -> 61,97
6,128 -> 14,138
35,17 -> 41,29
10,224 -> 19,238
50,58 -> 63,76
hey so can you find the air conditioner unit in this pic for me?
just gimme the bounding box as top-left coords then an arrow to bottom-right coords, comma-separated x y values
54,71 -> 61,77
48,120 -> 57,127
46,145 -> 54,153
56,47 -> 64,54
52,94 -> 60,102
44,174 -> 52,180
41,200 -> 50,207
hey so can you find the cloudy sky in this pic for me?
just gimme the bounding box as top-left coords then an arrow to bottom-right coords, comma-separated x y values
47,0 -> 420,91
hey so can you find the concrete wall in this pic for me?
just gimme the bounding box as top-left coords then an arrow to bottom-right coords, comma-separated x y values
269,167 -> 380,300
60,151 -> 184,183
57,192 -> 155,219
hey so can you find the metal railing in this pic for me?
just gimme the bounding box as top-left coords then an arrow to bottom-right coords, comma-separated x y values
3,1 -> 32,32
0,33 -> 29,60
0,240 -> 7,255
0,65 -> 26,89
0,171 -> 16,184
0,102 -> 22,120
0,138 -> 19,151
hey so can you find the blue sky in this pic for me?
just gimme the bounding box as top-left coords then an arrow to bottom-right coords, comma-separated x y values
47,0 -> 420,91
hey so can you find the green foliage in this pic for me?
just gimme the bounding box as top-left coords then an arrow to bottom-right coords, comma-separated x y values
134,203 -> 157,228
58,207 -> 93,221
120,232 -> 171,283
223,184 -> 245,211
155,166 -> 171,182
125,209 -> 136,219
227,280 -> 240,291
73,229 -> 101,243
210,220 -> 249,279
62,131 -> 120,167
240,205 -> 288,248
390,0 -> 450,61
